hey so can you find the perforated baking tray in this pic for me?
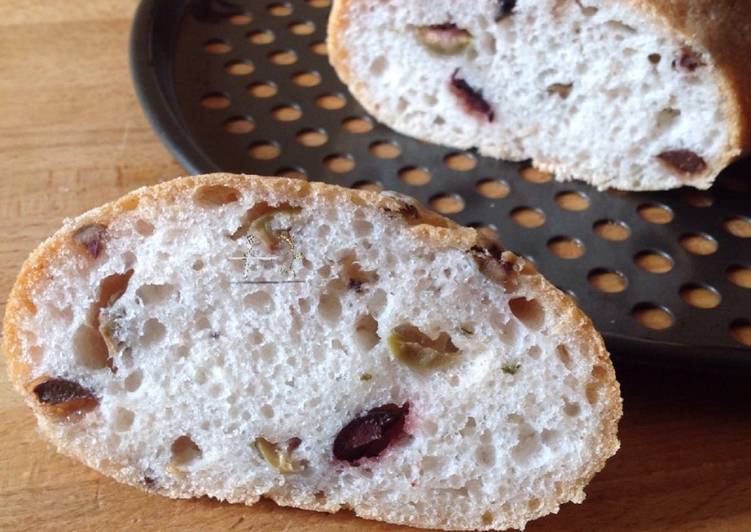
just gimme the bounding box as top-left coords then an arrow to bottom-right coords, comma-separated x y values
130,0 -> 751,367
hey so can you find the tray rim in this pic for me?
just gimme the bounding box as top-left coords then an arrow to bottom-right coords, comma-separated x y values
128,0 -> 751,369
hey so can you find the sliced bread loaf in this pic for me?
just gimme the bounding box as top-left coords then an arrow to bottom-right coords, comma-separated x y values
328,0 -> 751,190
3,174 -> 621,530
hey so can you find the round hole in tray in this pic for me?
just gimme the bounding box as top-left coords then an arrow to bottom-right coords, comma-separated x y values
634,250 -> 674,274
248,30 -> 275,45
638,203 -> 674,224
520,166 -> 553,184
399,167 -> 431,187
224,116 -> 255,134
511,207 -> 545,228
727,264 -> 751,289
730,320 -> 751,347
292,70 -> 321,87
227,13 -> 252,25
593,219 -> 631,241
444,152 -> 477,172
430,193 -> 465,215
342,116 -> 373,134
680,283 -> 722,309
352,180 -> 381,192
588,269 -> 628,293
249,141 -> 281,160
267,2 -> 293,16
556,191 -> 590,211
548,236 -> 585,259
271,104 -> 302,121
324,153 -> 355,173
724,216 -> 751,238
248,81 -> 278,98
680,233 -> 718,256
476,178 -> 510,199
633,303 -> 674,330
203,39 -> 232,54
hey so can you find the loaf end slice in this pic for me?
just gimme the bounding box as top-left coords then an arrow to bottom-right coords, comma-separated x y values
328,0 -> 751,190
3,174 -> 621,530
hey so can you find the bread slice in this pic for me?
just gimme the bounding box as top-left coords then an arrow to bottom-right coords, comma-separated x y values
3,174 -> 621,531
328,0 -> 751,191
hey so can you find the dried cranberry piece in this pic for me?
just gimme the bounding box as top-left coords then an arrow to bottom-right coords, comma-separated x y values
657,150 -> 707,175
333,403 -> 409,464
33,378 -> 95,404
495,0 -> 516,22
672,47 -> 705,72
449,70 -> 495,122
73,223 -> 108,258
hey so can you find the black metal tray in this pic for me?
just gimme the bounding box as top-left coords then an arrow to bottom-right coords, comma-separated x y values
130,0 -> 751,368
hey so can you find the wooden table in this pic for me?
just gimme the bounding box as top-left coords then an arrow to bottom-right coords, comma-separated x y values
1,2 -> 750,530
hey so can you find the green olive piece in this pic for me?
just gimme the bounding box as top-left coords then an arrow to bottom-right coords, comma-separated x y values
387,324 -> 460,371
416,26 -> 473,55
249,207 -> 302,250
254,437 -> 300,474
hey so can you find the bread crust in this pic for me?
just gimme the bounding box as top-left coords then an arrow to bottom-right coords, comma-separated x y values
3,174 -> 621,531
328,0 -> 750,190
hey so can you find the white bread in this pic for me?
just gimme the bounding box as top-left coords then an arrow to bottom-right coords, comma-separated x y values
328,0 -> 751,191
3,174 -> 621,531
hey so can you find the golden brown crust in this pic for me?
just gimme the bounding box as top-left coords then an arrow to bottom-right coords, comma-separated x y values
3,173 -> 621,531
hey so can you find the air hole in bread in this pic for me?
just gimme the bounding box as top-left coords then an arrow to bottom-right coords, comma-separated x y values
509,298 -> 545,329
369,55 -> 387,76
195,314 -> 211,331
556,345 -> 573,369
193,184 -> 241,206
89,270 -> 134,327
476,444 -> 496,467
564,400 -> 581,417
656,107 -> 681,130
541,428 -> 560,447
585,382 -> 600,405
527,497 -> 542,512
419,455 -> 442,473
527,345 -> 541,359
134,219 -> 155,237
194,368 -> 208,385
648,52 -> 662,64
422,419 -> 438,436
259,343 -> 277,362
317,224 -> 331,238
124,369 -> 143,392
354,314 -> 380,352
209,383 -> 223,399
136,283 -> 175,305
260,404 -> 275,419
481,511 -> 494,526
511,424 -> 541,465
192,259 -> 205,271
170,435 -> 202,466
73,324 -> 111,370
340,252 -> 378,292
113,407 -> 135,432
244,290 -> 273,310
591,365 -> 607,380
606,20 -> 637,35
460,416 -> 477,437
318,291 -> 343,322
352,219 -> 373,237
140,318 -> 166,346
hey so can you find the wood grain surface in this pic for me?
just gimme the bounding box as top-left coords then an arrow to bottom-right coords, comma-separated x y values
2,1 -> 751,530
